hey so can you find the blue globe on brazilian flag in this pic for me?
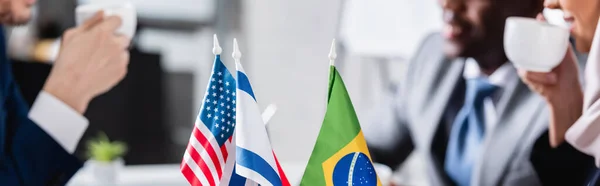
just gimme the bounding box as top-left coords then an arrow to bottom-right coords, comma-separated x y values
300,65 -> 381,186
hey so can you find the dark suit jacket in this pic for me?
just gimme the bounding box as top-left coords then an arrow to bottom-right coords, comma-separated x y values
366,33 -> 594,185
0,27 -> 81,185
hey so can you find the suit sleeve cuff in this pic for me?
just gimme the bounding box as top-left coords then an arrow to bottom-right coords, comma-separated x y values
28,91 -> 89,154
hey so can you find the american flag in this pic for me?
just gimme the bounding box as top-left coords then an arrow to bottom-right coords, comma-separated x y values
181,55 -> 238,186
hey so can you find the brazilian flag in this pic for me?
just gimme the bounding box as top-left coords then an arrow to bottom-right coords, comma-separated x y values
300,65 -> 380,186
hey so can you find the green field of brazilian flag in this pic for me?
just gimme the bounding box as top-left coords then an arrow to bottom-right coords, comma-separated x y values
300,65 -> 381,186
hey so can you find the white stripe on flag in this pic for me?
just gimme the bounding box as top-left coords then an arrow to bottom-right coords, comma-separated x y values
218,139 -> 236,186
191,121 -> 229,184
183,152 -> 211,186
195,119 -> 226,167
188,135 -> 220,184
245,179 -> 259,186
236,164 -> 272,186
235,91 -> 279,169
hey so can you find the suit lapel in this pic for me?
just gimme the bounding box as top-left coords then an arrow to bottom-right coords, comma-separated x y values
472,68 -> 545,185
416,58 -> 465,146
409,58 -> 464,184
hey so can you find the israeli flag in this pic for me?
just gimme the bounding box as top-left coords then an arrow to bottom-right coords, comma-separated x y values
233,39 -> 289,186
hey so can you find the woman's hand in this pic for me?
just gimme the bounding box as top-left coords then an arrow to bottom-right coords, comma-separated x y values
517,13 -> 584,148
518,42 -> 583,148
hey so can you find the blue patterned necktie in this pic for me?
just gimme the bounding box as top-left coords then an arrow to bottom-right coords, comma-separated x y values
445,77 -> 498,186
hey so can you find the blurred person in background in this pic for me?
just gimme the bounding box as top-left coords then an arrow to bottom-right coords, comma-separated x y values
363,0 -> 594,185
0,0 -> 131,185
518,0 -> 600,185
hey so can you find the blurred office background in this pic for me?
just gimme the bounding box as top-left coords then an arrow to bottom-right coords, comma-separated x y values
5,0 -> 449,185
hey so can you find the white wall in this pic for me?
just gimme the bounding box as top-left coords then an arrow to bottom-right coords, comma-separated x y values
239,1 -> 440,184
241,0 -> 343,164
339,0 -> 442,58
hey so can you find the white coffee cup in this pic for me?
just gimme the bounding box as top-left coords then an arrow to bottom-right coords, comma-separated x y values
76,1 -> 137,38
504,17 -> 570,72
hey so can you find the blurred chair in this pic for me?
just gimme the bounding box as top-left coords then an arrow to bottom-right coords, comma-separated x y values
37,0 -> 76,39
127,0 -> 222,159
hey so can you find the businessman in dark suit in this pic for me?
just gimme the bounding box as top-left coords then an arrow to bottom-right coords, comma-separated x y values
363,0 -> 595,185
0,0 -> 130,185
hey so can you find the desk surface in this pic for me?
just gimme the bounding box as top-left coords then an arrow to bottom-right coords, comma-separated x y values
67,162 -> 308,186
67,161 -> 404,186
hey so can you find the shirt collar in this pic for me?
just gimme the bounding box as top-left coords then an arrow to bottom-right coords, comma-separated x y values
463,58 -> 515,88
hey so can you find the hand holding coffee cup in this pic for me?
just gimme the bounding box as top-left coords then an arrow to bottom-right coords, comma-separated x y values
504,16 -> 570,72
76,1 -> 136,38
43,12 -> 131,113
511,15 -> 582,101
514,14 -> 583,147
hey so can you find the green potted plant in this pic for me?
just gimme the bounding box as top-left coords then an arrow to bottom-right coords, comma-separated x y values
86,132 -> 127,184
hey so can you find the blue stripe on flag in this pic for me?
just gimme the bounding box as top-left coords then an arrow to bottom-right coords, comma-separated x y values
229,165 -> 248,186
236,147 -> 282,186
237,71 -> 256,101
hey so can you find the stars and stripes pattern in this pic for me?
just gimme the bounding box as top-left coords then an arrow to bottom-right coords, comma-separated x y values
181,37 -> 290,186
181,55 -> 238,186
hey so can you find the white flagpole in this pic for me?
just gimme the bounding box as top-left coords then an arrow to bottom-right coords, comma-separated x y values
213,34 -> 222,55
329,39 -> 337,66
261,104 -> 277,125
232,38 -> 242,64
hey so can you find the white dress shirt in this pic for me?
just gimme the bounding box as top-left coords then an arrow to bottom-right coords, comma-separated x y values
28,91 -> 88,153
363,59 -> 515,148
462,58 -> 515,132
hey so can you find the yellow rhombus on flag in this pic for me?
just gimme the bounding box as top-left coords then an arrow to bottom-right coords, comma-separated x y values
300,64 -> 381,186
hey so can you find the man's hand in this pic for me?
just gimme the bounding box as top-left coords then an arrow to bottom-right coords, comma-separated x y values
43,12 -> 131,114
